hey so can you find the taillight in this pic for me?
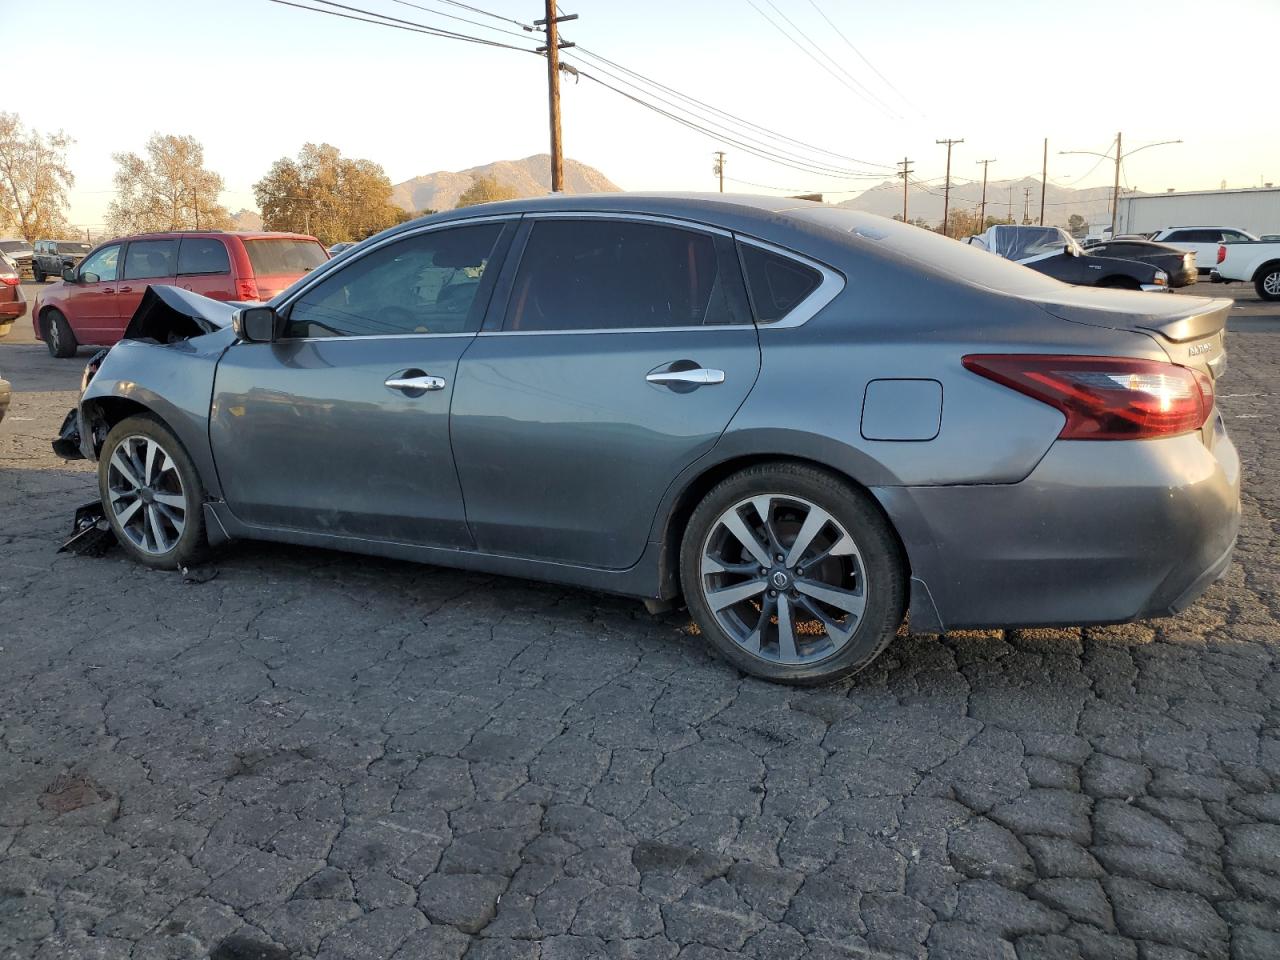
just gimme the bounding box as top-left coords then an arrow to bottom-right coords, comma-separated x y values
963,354 -> 1213,440
0,276 -> 18,286
1217,244 -> 1226,264
236,278 -> 261,301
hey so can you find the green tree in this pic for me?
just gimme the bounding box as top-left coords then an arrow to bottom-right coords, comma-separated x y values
106,134 -> 232,235
0,112 -> 74,241
1067,213 -> 1087,237
254,143 -> 404,244
456,175 -> 519,209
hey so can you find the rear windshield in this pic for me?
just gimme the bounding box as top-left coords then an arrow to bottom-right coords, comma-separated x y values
243,238 -> 328,277
0,240 -> 32,255
56,242 -> 91,255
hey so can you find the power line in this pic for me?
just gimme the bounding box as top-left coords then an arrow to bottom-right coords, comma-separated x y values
804,0 -> 918,113
382,0 -> 535,40
744,0 -> 895,118
267,0 -> 542,52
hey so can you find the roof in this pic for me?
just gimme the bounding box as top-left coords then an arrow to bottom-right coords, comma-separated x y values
120,230 -> 319,241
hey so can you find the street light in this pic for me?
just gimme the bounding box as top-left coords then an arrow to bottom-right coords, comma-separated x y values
1059,134 -> 1182,234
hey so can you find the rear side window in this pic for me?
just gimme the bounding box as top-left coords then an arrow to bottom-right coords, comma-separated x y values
123,240 -> 178,280
243,238 -> 328,277
738,243 -> 822,323
505,219 -> 749,332
177,237 -> 231,275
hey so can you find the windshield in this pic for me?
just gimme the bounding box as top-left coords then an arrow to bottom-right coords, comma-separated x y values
0,240 -> 32,255
56,242 -> 91,255
970,225 -> 1078,261
243,238 -> 328,276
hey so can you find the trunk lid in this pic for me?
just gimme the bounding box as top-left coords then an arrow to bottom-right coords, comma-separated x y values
1036,288 -> 1229,380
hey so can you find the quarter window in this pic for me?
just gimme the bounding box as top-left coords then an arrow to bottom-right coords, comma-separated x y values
738,243 -> 823,323
78,244 -> 121,283
177,237 -> 231,275
123,240 -> 178,280
504,219 -> 749,332
284,223 -> 504,338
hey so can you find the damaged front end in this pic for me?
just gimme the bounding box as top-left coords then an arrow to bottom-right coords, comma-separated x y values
52,286 -> 238,464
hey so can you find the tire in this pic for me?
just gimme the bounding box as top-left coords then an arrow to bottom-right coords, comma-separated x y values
1254,264 -> 1280,302
1097,276 -> 1139,290
680,462 -> 906,685
43,308 -> 79,358
32,263 -> 45,283
98,414 -> 208,570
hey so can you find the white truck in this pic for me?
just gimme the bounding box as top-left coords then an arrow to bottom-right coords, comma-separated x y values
1213,240 -> 1280,301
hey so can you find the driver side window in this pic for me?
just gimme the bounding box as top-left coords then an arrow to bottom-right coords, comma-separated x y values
79,244 -> 120,283
283,223 -> 505,339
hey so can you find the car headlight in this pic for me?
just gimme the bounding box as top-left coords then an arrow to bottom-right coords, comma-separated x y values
1153,271 -> 1168,286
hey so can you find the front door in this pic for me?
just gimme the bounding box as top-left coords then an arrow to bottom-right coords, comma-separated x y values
66,242 -> 122,343
451,216 -> 761,569
209,220 -> 514,546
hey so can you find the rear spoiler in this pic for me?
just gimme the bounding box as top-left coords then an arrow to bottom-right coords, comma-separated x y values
1039,294 -> 1230,343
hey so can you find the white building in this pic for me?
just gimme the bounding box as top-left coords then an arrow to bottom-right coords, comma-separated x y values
1116,187 -> 1280,236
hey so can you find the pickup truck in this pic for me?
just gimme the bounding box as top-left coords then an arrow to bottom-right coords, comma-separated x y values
1212,240 -> 1280,301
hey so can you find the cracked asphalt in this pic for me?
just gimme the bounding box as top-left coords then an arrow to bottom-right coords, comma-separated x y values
2,283 -> 1279,960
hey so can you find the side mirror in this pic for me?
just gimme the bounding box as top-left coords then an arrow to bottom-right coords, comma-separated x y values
62,265 -> 78,282
233,306 -> 280,343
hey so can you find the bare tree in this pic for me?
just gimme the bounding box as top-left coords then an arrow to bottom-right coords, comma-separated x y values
106,134 -> 232,235
0,112 -> 75,240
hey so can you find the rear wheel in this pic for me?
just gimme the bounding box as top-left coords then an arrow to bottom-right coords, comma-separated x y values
43,308 -> 78,358
1255,264 -> 1280,302
1097,276 -> 1140,290
680,463 -> 906,685
98,415 -> 208,569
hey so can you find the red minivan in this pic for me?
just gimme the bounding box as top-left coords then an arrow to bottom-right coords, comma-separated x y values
32,231 -> 328,357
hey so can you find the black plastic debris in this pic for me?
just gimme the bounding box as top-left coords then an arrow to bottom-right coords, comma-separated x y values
51,408 -> 84,460
180,565 -> 219,585
59,501 -> 116,557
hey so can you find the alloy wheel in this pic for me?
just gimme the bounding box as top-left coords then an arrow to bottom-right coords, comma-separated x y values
1265,272 -> 1280,296
47,317 -> 60,352
700,494 -> 868,665
106,435 -> 188,555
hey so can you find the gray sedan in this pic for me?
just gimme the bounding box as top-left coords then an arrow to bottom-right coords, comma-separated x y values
58,194 -> 1240,684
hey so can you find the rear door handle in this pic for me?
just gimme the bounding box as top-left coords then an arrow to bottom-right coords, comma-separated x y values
118,286 -> 132,293
385,373 -> 446,394
646,368 -> 725,385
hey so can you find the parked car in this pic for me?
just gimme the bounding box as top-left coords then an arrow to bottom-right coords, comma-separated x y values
1148,227 -> 1258,275
32,230 -> 328,357
0,239 -> 34,277
0,251 -> 27,338
328,241 -> 357,256
53,195 -> 1239,685
1259,234 -> 1280,242
969,225 -> 1169,290
1212,238 -> 1280,300
32,239 -> 92,281
1081,238 -> 1197,287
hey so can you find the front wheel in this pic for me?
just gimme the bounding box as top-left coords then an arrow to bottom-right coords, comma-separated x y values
32,263 -> 45,282
98,415 -> 208,569
1097,276 -> 1140,290
680,463 -> 906,685
1255,265 -> 1280,302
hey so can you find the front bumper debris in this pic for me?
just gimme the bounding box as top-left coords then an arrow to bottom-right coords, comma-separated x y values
52,408 -> 86,460
59,501 -> 115,557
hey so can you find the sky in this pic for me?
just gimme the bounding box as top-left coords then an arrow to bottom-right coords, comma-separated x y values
7,0 -> 1279,232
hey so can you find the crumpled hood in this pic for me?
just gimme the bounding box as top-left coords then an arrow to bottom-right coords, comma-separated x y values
1034,287 -> 1232,343
123,285 -> 241,342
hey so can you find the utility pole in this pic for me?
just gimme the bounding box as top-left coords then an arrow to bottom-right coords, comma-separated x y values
1039,137 -> 1048,226
896,156 -> 913,222
1022,186 -> 1032,224
976,158 -> 995,228
936,138 -> 964,236
535,3 -> 577,193
1007,183 -> 1014,221
1111,130 -> 1122,234
713,151 -> 726,193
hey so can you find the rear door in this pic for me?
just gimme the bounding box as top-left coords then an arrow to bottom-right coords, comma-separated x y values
240,236 -> 328,299
175,236 -> 235,300
118,238 -> 178,328
450,215 -> 761,569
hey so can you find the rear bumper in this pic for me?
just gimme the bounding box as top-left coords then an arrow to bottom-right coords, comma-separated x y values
875,417 -> 1241,632
0,297 -> 26,320
0,377 -> 10,423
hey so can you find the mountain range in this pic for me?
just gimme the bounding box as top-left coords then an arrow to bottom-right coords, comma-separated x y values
838,177 -> 1129,228
390,155 -> 620,213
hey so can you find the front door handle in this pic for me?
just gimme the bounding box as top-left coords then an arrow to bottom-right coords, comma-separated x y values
646,368 -> 725,385
385,373 -> 446,394
118,286 -> 133,293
